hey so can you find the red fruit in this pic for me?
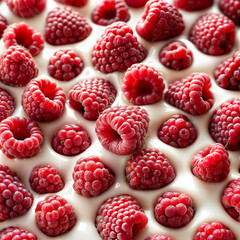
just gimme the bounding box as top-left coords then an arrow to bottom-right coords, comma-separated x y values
145,235 -> 173,240
124,0 -> 148,8
0,14 -> 7,39
0,87 -> 15,122
219,0 -> 240,25
173,0 -> 214,11
0,227 -> 37,240
54,0 -> 88,7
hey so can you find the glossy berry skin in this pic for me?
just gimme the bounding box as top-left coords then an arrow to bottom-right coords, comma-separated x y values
0,227 -> 37,240
145,235 -> 173,240
219,0 -> 240,25
0,14 -> 7,39
54,0 -> 88,7
0,87 -> 15,122
173,0 -> 214,11
124,0 -> 148,8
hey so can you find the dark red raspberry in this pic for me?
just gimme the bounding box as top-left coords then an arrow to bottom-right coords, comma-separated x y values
3,22 -> 44,57
154,191 -> 194,228
0,116 -> 43,159
92,21 -> 147,73
45,6 -> 92,46
54,0 -> 88,7
96,195 -> 148,240
124,0 -> 148,8
145,235 -> 173,240
0,227 -> 37,240
122,64 -> 165,105
0,46 -> 38,86
136,0 -> 185,41
95,106 -> 150,155
173,0 -> 214,11
22,78 -> 66,122
0,88 -> 15,122
48,49 -> 84,81
158,114 -> 197,148
0,14 -> 7,39
72,156 -> 115,197
159,41 -> 193,71
164,73 -> 214,115
189,13 -> 235,56
29,165 -> 64,194
35,195 -> 77,237
125,148 -> 175,190
51,124 -> 91,156
0,164 -> 34,222
69,78 -> 117,121
219,0 -> 240,25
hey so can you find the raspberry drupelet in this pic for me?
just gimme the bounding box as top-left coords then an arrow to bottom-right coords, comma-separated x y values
54,0 -> 88,7
0,227 -> 37,240
173,0 -> 214,11
0,87 -> 15,122
124,0 -> 148,8
219,0 -> 240,25
0,14 -> 7,39
145,235 -> 173,240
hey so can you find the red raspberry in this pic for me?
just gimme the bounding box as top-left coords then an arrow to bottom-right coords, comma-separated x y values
69,78 -> 117,121
189,13 -> 235,56
122,64 -> 165,105
0,87 -> 15,122
0,14 -> 7,39
164,73 -> 214,115
154,191 -> 194,228
95,106 -> 150,155
125,148 -> 176,190
158,114 -> 197,148
0,116 -> 43,159
145,235 -> 173,240
173,0 -> 214,11
35,195 -> 77,237
29,165 -> 64,194
0,227 -> 37,240
0,46 -> 38,86
92,21 -> 146,73
54,0 -> 88,7
159,41 -> 193,71
0,164 -> 34,222
91,0 -> 130,26
191,143 -> 230,182
124,0 -> 148,8
22,78 -> 66,122
72,156 -> 115,197
48,49 -> 84,81
219,0 -> 240,25
96,195 -> 148,240
51,124 -> 91,156
45,6 -> 92,46
3,22 -> 44,57
136,0 -> 185,41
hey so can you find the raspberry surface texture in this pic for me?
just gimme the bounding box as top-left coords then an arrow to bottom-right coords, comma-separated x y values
0,14 -> 7,39
219,0 -> 240,25
124,0 -> 148,8
173,0 -> 214,11
145,235 -> 173,240
0,87 -> 15,122
95,105 -> 150,155
92,21 -> 147,73
0,227 -> 37,240
54,0 -> 88,7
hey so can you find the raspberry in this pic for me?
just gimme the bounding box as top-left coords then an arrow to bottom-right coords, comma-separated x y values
154,191 -> 194,228
54,0 -> 88,7
158,114 -> 197,148
125,148 -> 176,190
164,73 -> 214,115
95,106 -> 150,155
124,0 -> 148,8
193,221 -> 236,240
92,21 -> 147,73
69,78 -> 117,121
51,124 -> 91,156
3,22 -> 44,57
122,64 -> 165,105
35,195 -> 77,237
159,41 -> 193,71
0,116 -> 43,159
91,0 -> 130,26
136,0 -> 185,41
0,164 -> 34,222
96,195 -> 148,240
45,6 -> 92,46
0,227 -> 37,240
0,14 -> 7,39
219,0 -> 240,25
48,49 -> 84,81
72,156 -> 115,197
29,165 -> 65,194
173,0 -> 214,11
191,143 -> 230,182
22,78 -> 66,122
189,13 -> 235,56
145,235 -> 173,240
0,46 -> 38,86
0,87 -> 15,122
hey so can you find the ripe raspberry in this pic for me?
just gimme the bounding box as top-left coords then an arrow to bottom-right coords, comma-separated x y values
72,156 -> 115,197
91,0 -> 130,26
96,195 -> 148,240
164,73 -> 214,115
0,46 -> 38,86
125,148 -> 176,190
29,165 -> 64,194
92,21 -> 146,73
45,6 -> 92,46
69,78 -> 117,121
0,87 -> 15,122
159,41 -> 193,71
124,0 -> 148,8
145,235 -> 173,240
219,0 -> 240,25
51,124 -> 91,156
0,227 -> 37,240
0,164 -> 34,222
3,22 -> 44,57
154,191 -> 194,228
95,106 -> 150,155
54,0 -> 88,7
189,13 -> 235,56
0,116 -> 43,159
122,64 -> 165,105
0,14 -> 7,39
35,195 -> 77,237
191,143 -> 230,182
22,78 -> 66,122
173,0 -> 214,11
136,0 -> 185,41
48,49 -> 84,81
